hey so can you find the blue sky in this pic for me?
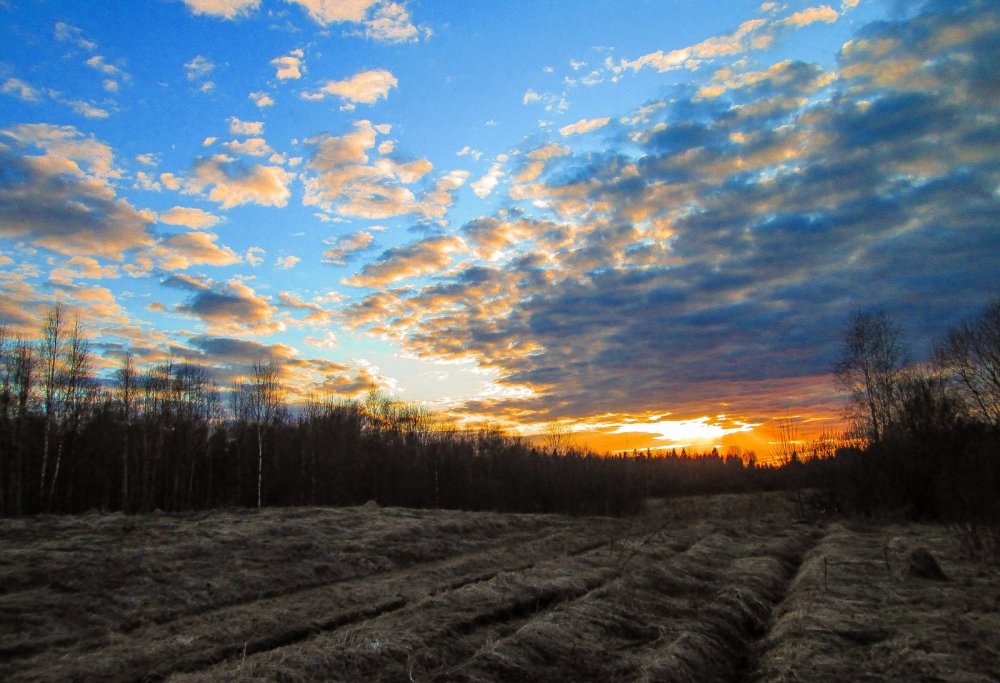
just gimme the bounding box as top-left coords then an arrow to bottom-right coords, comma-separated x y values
2,0 -> 998,453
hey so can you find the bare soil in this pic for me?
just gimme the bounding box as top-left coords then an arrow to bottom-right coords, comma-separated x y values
1,493 -> 996,682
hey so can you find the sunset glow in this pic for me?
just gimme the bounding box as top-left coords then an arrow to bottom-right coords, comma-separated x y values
2,0 -> 998,454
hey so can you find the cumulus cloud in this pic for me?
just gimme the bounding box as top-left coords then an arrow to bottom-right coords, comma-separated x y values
249,91 -> 274,108
346,234 -> 466,288
779,5 -> 839,28
322,230 -> 374,264
222,137 -> 273,157
184,55 -> 215,81
289,0 -> 378,24
184,155 -> 292,208
170,276 -> 282,334
470,162 -> 504,198
364,2 -> 428,43
159,206 -> 223,229
0,124 -> 153,258
228,117 -> 264,136
275,255 -> 301,270
558,116 -> 611,136
271,49 -> 304,80
301,68 -> 398,105
69,100 -> 110,119
2,77 -> 41,102
182,0 -> 260,19
301,121 -> 450,219
152,231 -> 241,270
340,1 -> 1000,427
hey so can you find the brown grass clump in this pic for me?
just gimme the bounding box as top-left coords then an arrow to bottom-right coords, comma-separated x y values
755,522 -> 1000,683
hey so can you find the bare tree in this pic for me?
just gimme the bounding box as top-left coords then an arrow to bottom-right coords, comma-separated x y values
770,417 -> 801,465
232,358 -> 286,508
834,309 -> 907,444
39,304 -> 66,506
935,298 -> 1000,427
49,313 -> 92,504
115,352 -> 137,512
5,337 -> 34,515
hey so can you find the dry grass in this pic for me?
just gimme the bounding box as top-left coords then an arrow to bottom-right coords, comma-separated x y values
755,522 -> 1000,682
2,493 -> 998,682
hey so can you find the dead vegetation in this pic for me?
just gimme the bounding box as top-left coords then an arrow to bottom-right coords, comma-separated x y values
1,493 -> 997,682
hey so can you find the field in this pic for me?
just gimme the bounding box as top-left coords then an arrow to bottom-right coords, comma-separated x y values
1,494 -> 997,682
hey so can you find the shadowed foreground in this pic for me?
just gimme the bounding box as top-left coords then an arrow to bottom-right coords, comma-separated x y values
1,493 -> 997,682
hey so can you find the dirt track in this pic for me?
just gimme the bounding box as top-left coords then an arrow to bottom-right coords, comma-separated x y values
1,494 -> 997,682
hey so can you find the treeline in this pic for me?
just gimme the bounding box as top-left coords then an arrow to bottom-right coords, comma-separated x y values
796,300 -> 1000,555
0,306 -> 650,516
2,300 -> 998,534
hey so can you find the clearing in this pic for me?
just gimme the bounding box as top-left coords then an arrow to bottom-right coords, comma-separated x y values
1,493 -> 997,682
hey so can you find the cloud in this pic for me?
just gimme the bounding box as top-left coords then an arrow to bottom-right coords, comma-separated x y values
338,0 -> 1000,428
152,231 -> 241,270
302,69 -> 397,105
172,277 -> 281,334
277,290 -> 332,324
2,78 -> 41,102
222,137 -> 273,157
183,0 -> 260,19
558,116 -> 611,136
69,100 -> 110,119
617,18 -> 766,75
184,155 -> 292,208
306,120 -> 378,167
346,234 -> 466,288
470,162 -> 504,198
526,143 -> 572,160
322,230 -> 374,264
289,0 -> 378,24
0,124 -> 153,258
184,55 -> 215,81
275,255 -> 301,270
228,117 -> 264,136
301,121 -> 449,219
246,246 -> 265,266
363,2 -> 428,43
779,5 -> 839,28
249,91 -> 274,108
159,206 -> 223,228
53,21 -> 96,49
271,49 -> 304,80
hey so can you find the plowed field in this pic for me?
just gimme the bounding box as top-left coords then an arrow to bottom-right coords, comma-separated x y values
1,493 -> 997,682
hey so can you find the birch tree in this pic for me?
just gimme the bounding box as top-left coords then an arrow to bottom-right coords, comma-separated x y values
834,309 -> 907,444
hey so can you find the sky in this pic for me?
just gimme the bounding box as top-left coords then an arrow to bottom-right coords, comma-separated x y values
1,0 -> 998,457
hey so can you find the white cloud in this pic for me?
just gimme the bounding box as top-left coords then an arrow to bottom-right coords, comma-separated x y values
471,162 -> 504,198
363,2 -> 428,43
69,101 -> 110,119
271,49 -> 304,80
275,255 -> 302,270
250,91 -> 275,108
183,0 -> 260,19
779,5 -> 839,27
2,77 -> 41,102
289,0 -> 379,24
559,116 -> 611,136
322,230 -> 374,264
185,155 -> 293,209
301,68 -> 398,105
228,117 -> 264,135
246,246 -> 265,266
222,137 -> 273,157
159,206 -> 223,229
184,55 -> 215,81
